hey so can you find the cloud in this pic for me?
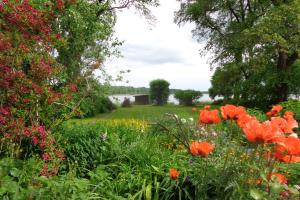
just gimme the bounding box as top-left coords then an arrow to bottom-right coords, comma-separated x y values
103,0 -> 214,91
120,43 -> 186,65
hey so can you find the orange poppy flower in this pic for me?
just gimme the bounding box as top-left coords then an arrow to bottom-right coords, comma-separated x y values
221,104 -> 247,120
276,136 -> 300,156
284,112 -> 298,133
266,105 -> 283,117
204,105 -> 211,110
199,109 -> 221,124
268,137 -> 300,163
169,168 -> 180,180
189,141 -> 214,157
243,120 -> 283,144
236,113 -> 256,128
192,107 -> 198,111
268,173 -> 288,184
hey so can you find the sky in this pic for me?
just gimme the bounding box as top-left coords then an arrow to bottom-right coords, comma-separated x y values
104,0 -> 213,91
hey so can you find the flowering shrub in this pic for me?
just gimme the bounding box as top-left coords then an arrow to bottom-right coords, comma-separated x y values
159,104 -> 300,199
0,0 -> 78,176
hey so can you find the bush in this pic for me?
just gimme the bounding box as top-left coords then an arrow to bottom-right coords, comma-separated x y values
0,157 -> 95,199
56,122 -> 143,177
149,79 -> 170,105
79,96 -> 116,118
174,90 -> 202,106
121,97 -> 132,107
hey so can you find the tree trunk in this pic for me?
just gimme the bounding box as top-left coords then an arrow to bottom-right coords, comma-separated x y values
274,51 -> 298,103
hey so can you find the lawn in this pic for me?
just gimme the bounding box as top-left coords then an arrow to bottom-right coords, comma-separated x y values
73,104 -> 203,122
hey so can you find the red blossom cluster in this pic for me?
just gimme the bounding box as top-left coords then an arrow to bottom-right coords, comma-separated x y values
0,0 -> 78,177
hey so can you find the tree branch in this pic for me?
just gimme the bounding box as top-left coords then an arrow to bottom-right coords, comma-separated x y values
226,1 -> 240,22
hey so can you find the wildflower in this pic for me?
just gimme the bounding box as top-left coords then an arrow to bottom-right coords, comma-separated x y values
181,118 -> 187,124
268,173 -> 288,184
236,114 -> 255,128
220,104 -> 246,120
275,136 -> 300,156
42,152 -> 50,161
38,125 -> 47,138
199,109 -> 221,124
190,141 -> 214,157
204,105 -> 210,109
169,168 -> 180,180
266,105 -> 283,117
192,107 -> 197,111
31,136 -> 39,145
243,119 -> 283,144
68,83 -> 77,92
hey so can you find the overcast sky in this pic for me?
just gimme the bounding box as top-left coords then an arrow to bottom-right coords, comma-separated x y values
104,0 -> 213,91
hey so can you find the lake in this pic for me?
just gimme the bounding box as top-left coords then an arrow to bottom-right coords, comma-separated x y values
109,94 -> 213,105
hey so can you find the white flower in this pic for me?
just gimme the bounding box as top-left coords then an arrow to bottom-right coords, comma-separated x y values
189,118 -> 194,122
181,118 -> 187,124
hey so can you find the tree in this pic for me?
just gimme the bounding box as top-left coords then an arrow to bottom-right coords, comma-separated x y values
174,90 -> 202,106
53,0 -> 159,116
149,79 -> 170,105
55,0 -> 159,82
175,0 -> 300,107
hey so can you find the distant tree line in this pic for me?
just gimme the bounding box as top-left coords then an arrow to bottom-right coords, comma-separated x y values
110,86 -> 208,95
110,86 -> 185,95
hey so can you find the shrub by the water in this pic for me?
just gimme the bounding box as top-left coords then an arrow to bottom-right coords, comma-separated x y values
174,89 -> 202,106
121,97 -> 132,107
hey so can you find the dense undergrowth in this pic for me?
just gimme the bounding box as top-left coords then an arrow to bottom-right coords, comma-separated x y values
1,103 -> 300,199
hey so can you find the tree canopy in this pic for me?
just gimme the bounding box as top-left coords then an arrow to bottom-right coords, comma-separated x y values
176,0 -> 300,108
149,79 -> 170,105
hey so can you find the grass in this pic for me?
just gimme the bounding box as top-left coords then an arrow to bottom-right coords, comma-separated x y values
73,104 -> 206,122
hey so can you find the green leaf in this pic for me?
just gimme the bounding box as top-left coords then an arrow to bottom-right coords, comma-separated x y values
145,184 -> 152,200
9,168 -> 20,178
250,188 -> 265,200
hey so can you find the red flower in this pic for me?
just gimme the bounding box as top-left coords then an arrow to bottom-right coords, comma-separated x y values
37,125 -> 47,138
204,105 -> 211,110
31,136 -> 39,145
221,104 -> 246,120
266,105 -> 283,117
42,152 -> 50,161
199,109 -> 221,124
236,114 -> 255,128
169,168 -> 180,180
190,141 -> 214,157
268,173 -> 287,184
192,107 -> 198,111
243,119 -> 284,144
68,83 -> 77,92
56,0 -> 64,10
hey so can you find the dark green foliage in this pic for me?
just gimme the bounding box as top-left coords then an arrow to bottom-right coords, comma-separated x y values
121,97 -> 132,107
0,157 -> 95,199
149,79 -> 170,106
56,123 -> 141,177
79,96 -> 115,118
174,90 -> 202,106
75,80 -> 116,118
280,100 -> 300,121
176,0 -> 300,108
